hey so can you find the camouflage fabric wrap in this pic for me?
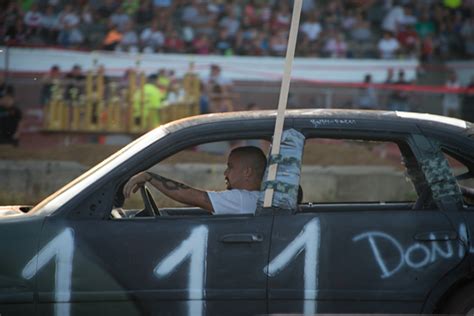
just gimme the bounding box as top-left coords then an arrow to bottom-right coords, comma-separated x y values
258,128 -> 305,210
268,154 -> 302,168
262,181 -> 299,196
419,155 -> 462,202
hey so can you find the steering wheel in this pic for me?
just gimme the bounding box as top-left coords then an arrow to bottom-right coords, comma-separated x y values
140,185 -> 161,217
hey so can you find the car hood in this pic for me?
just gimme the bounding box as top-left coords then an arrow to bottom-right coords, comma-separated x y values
0,205 -> 33,217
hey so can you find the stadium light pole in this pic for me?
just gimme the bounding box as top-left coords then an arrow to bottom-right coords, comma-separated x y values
263,0 -> 303,207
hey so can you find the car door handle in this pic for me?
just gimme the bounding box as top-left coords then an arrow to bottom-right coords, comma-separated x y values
221,234 -> 263,243
414,231 -> 458,241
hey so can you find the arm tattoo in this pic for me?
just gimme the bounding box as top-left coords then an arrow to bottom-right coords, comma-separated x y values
147,172 -> 190,191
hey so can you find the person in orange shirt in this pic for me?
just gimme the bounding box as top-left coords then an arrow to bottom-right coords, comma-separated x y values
103,24 -> 122,51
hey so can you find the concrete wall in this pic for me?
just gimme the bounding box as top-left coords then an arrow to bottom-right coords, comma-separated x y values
0,160 -> 414,205
0,160 -> 87,204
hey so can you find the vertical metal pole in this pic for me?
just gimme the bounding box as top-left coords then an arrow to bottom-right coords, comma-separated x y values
263,0 -> 303,207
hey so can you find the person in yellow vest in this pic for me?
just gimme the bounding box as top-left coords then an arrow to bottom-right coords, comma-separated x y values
133,74 -> 164,129
156,68 -> 171,97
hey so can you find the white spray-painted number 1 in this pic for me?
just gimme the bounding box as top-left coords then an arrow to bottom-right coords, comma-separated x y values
264,218 -> 321,315
22,228 -> 75,316
154,225 -> 209,316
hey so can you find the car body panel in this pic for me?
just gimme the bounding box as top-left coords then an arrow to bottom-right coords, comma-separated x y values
1,110 -> 473,315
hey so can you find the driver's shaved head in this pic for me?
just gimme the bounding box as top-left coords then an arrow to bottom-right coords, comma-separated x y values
230,146 -> 267,181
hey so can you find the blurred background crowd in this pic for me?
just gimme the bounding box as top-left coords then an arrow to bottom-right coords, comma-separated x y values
1,0 -> 474,60
1,0 -> 474,148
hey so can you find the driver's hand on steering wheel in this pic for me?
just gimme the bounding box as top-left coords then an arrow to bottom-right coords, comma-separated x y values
123,172 -> 150,198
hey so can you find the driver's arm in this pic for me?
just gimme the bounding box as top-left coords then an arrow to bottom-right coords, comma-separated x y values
123,171 -> 214,213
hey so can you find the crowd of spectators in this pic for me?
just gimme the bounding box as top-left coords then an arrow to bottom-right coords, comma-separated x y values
1,0 -> 473,60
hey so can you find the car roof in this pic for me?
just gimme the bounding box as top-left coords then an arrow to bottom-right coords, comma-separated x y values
164,109 -> 472,135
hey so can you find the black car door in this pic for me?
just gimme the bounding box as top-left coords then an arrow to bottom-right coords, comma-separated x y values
267,133 -> 466,313
33,212 -> 272,316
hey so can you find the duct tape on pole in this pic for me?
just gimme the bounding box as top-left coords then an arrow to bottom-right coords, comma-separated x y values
263,0 -> 303,208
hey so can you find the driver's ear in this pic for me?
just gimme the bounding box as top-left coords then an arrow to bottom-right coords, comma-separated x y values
244,166 -> 252,178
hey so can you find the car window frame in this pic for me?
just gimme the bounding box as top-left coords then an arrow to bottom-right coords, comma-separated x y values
56,118 -> 282,219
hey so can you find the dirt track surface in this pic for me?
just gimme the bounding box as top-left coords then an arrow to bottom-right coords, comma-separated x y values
0,141 -> 401,167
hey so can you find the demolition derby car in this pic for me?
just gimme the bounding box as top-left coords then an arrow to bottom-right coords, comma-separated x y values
1,109 -> 474,315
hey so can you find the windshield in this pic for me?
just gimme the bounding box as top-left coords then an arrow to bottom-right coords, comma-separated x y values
31,127 -> 168,216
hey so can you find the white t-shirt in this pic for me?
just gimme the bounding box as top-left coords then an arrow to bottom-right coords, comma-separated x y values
208,189 -> 259,215
382,6 -> 404,32
378,38 -> 399,59
301,21 -> 322,41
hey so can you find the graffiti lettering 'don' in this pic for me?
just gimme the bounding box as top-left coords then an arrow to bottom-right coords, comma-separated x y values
353,224 -> 471,279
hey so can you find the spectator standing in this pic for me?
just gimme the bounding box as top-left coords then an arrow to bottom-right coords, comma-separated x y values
0,73 -> 14,98
0,91 -> 22,146
41,65 -> 61,106
205,64 -> 233,112
385,68 -> 395,84
437,22 -> 454,59
420,34 -> 435,62
460,16 -> 474,57
356,74 -> 377,109
378,31 -> 400,59
64,64 -> 85,101
443,72 -> 461,117
133,74 -> 164,128
388,70 -> 411,111
462,76 -> 474,122
156,68 -> 170,97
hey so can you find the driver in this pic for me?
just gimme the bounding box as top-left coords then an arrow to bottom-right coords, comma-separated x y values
123,146 -> 267,214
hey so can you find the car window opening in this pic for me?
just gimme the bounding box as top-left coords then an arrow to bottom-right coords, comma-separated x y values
298,137 -> 431,212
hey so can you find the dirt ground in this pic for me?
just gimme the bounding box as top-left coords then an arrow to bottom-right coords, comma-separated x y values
0,141 -> 401,167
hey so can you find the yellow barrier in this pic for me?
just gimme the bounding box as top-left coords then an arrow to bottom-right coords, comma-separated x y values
44,69 -> 202,134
